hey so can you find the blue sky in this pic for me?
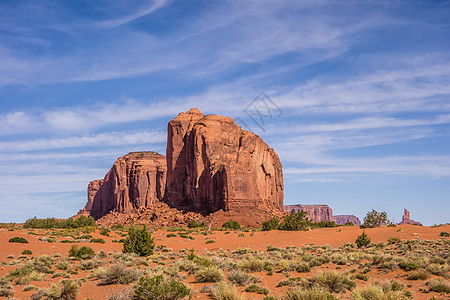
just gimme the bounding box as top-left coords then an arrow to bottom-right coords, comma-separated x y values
1,0 -> 449,225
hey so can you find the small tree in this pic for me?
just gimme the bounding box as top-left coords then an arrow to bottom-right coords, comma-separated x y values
222,220 -> 241,230
123,225 -> 155,256
362,209 -> 388,228
262,217 -> 280,231
355,231 -> 371,248
279,211 -> 311,231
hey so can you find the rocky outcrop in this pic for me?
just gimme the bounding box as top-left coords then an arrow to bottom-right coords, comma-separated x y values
333,215 -> 361,226
86,152 -> 167,219
398,208 -> 422,226
165,108 -> 284,215
284,204 -> 333,222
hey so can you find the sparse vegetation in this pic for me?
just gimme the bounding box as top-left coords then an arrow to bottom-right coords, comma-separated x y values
195,265 -> 224,282
134,275 -> 190,300
355,231 -> 371,248
222,220 -> 241,230
24,215 -> 96,229
279,210 -> 311,231
123,225 -> 155,256
68,245 -> 95,259
262,217 -> 280,231
362,209 -> 388,228
9,236 -> 28,243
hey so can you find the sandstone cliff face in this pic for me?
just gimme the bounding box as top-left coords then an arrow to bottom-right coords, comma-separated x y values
284,204 -> 333,222
86,152 -> 166,219
166,108 -> 284,214
398,208 -> 422,225
333,215 -> 361,226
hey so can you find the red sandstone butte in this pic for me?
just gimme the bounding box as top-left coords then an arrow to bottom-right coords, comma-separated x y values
83,152 -> 167,219
284,204 -> 333,222
398,208 -> 422,226
165,108 -> 284,215
333,215 -> 361,226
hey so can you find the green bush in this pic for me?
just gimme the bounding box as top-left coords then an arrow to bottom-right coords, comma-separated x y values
166,233 -> 177,238
426,278 -> 450,294
188,220 -> 206,228
98,264 -> 140,285
279,211 -> 311,231
195,265 -> 224,283
407,269 -> 430,280
44,280 -> 79,300
91,238 -> 106,244
100,228 -> 110,236
362,209 -> 388,228
123,225 -> 155,256
399,260 -> 420,271
9,236 -> 28,243
222,220 -> 240,230
24,215 -> 96,229
355,231 -> 371,248
440,231 -> 449,237
68,245 -> 95,260
262,217 -> 280,231
22,249 -> 32,255
134,275 -> 190,300
312,220 -> 337,228
244,284 -> 269,295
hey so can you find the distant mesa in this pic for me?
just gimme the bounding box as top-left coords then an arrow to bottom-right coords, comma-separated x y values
78,108 -> 284,227
284,204 -> 361,226
398,208 -> 422,226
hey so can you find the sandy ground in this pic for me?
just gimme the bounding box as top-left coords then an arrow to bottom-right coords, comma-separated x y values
1,224 -> 449,299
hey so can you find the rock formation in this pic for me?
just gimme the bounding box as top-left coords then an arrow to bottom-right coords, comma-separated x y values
165,108 -> 284,215
80,108 -> 284,225
398,208 -> 422,225
284,204 -> 333,222
333,215 -> 361,226
84,152 -> 167,219
284,204 -> 361,225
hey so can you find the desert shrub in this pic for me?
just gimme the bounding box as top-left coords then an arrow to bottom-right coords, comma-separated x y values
426,278 -> 450,293
399,259 -> 420,271
69,245 -> 95,259
90,238 -> 106,244
238,257 -> 266,272
312,220 -> 337,228
362,210 -> 388,228
166,233 -> 177,238
344,221 -> 354,226
22,249 -> 33,255
98,264 -> 140,285
279,211 -> 311,231
56,261 -> 69,270
100,228 -> 110,236
188,220 -> 206,228
354,273 -> 369,281
426,263 -> 449,276
45,280 -> 79,300
210,281 -> 245,300
295,262 -> 311,273
355,231 -> 371,248
440,231 -> 450,237
284,286 -> 337,300
351,282 -> 409,300
0,278 -> 14,297
222,220 -> 241,230
123,225 -> 155,256
262,217 -> 280,231
407,269 -> 430,280
387,237 -> 401,244
195,265 -> 224,282
108,287 -> 134,300
228,269 -> 259,286
134,275 -> 190,300
278,277 -> 307,287
245,284 -> 269,295
9,236 -> 28,243
24,216 -> 96,229
205,240 -> 215,244
309,271 -> 356,293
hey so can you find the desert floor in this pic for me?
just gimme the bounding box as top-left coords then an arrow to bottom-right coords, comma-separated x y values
1,224 -> 449,299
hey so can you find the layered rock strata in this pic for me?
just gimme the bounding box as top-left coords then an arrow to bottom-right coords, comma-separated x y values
165,108 -> 284,214
333,215 -> 361,226
284,204 -> 333,222
84,152 -> 167,219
